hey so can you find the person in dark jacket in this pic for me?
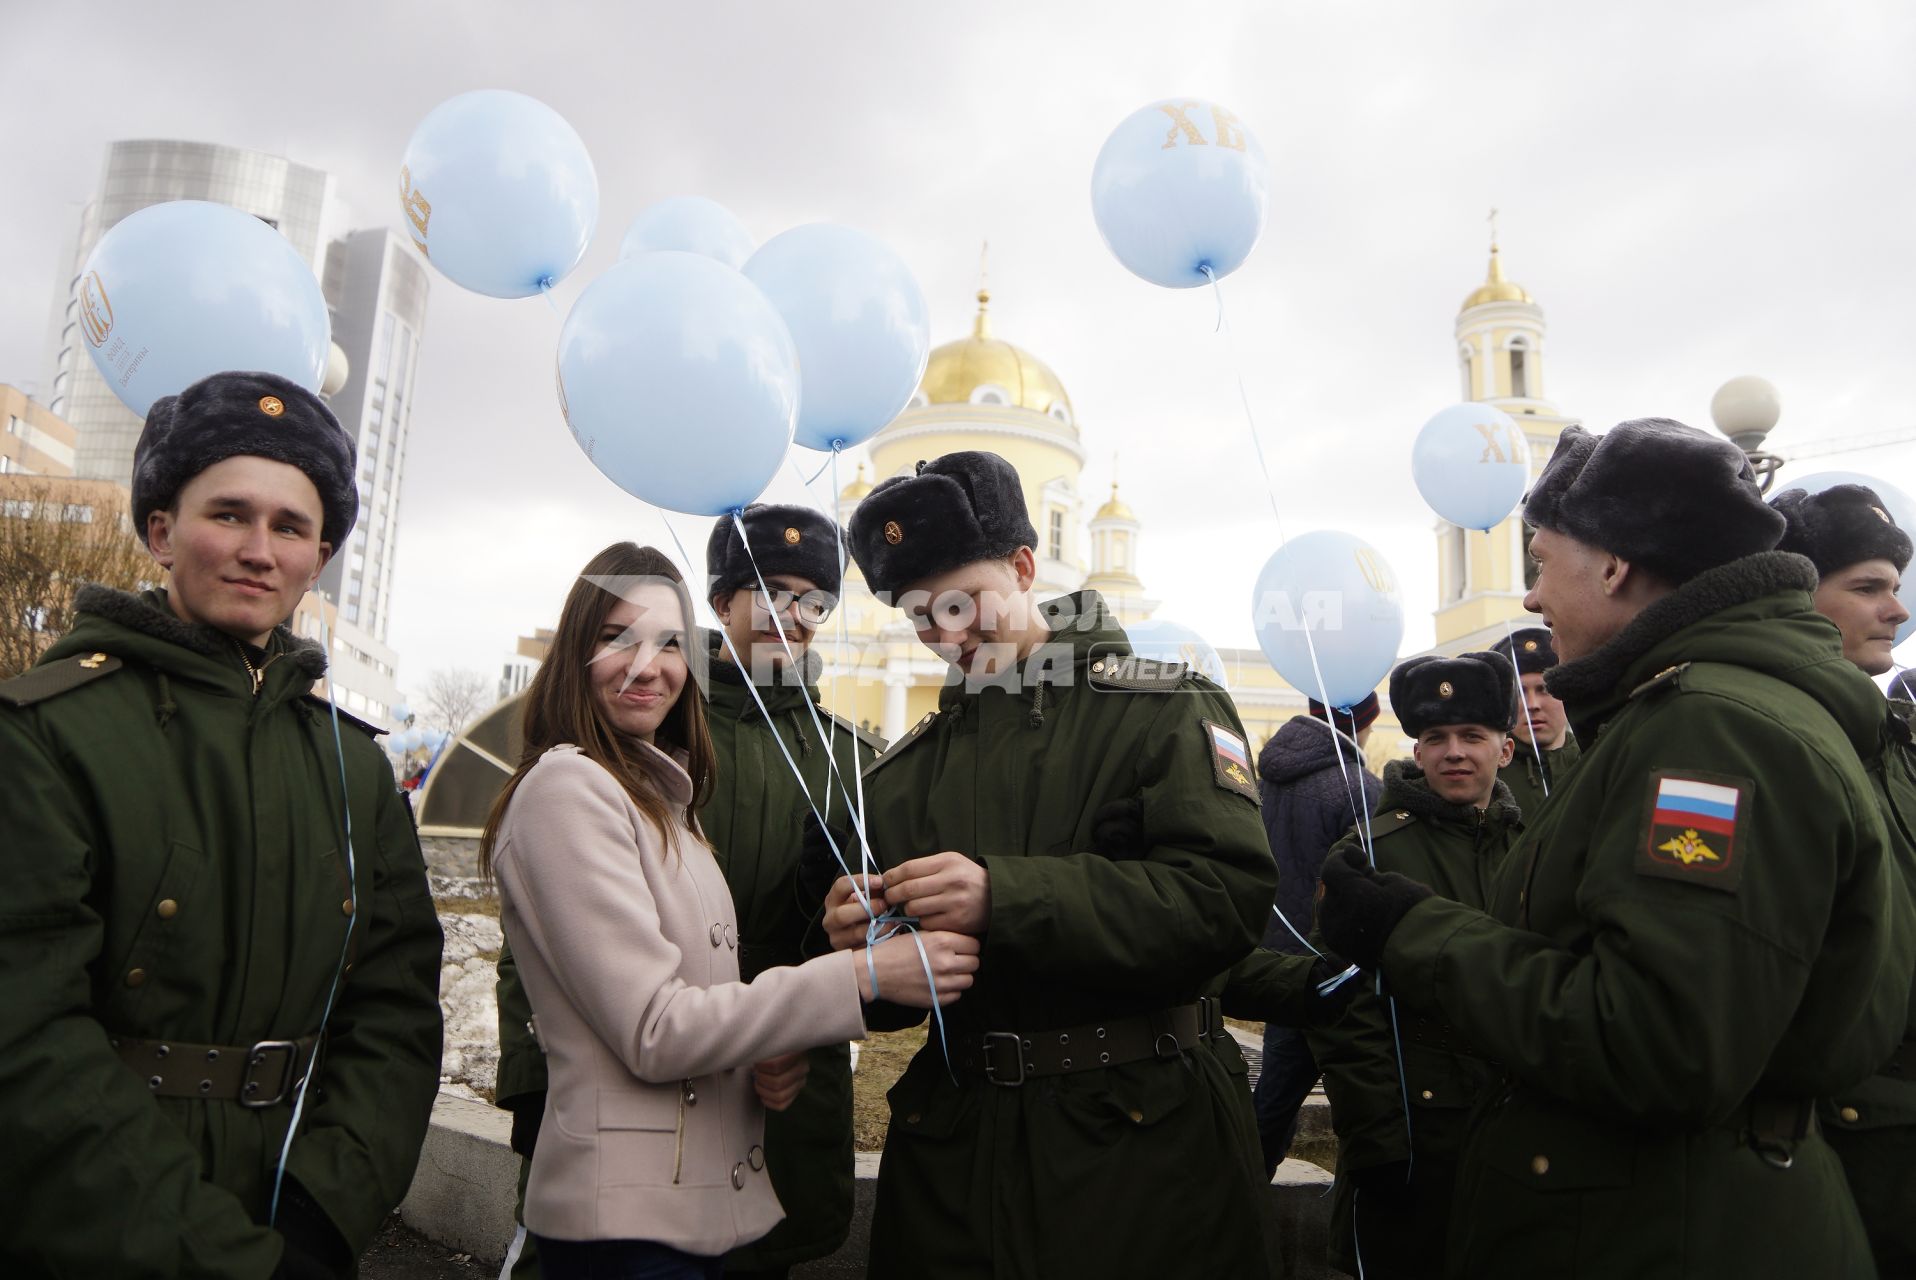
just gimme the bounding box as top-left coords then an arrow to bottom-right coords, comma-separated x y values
1249,694 -> 1383,1177
1308,652 -> 1524,1278
1319,419 -> 1914,1278
1487,626 -> 1578,818
1772,482 -> 1916,1275
0,371 -> 444,1278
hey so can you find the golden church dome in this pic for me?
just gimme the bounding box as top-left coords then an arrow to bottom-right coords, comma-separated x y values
1095,481 -> 1135,521
918,289 -> 1074,421
840,462 -> 872,501
1462,246 -> 1534,310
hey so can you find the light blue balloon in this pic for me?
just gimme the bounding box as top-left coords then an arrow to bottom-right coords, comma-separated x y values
743,224 -> 930,452
1779,469 -> 1916,645
77,200 -> 329,418
557,252 -> 798,516
1125,617 -> 1230,689
619,196 -> 755,269
1091,98 -> 1270,289
1251,531 -> 1404,709
399,90 -> 598,298
1412,403 -> 1532,531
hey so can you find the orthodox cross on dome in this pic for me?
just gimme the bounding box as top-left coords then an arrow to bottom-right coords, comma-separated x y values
1487,206 -> 1499,253
975,238 -> 991,338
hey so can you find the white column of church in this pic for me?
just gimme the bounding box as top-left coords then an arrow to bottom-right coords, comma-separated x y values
882,671 -> 909,743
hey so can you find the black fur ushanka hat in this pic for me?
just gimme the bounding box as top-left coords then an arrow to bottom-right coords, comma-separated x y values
1770,483 -> 1912,577
1522,418 -> 1784,584
847,451 -> 1039,600
132,371 -> 358,550
1490,626 -> 1557,677
705,503 -> 845,602
1389,651 -> 1518,737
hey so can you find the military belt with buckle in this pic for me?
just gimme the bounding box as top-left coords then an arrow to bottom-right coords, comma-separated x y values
955,999 -> 1220,1088
110,1032 -> 322,1106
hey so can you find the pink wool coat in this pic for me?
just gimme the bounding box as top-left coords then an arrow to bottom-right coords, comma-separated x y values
493,743 -> 867,1253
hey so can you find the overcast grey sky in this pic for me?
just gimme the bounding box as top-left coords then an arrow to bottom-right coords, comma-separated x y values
4,0 -> 1912,690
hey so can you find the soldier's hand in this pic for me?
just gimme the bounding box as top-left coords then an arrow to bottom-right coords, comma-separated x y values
752,1052 -> 810,1112
857,930 -> 981,1007
886,851 -> 991,935
1315,846 -> 1434,969
823,874 -> 887,951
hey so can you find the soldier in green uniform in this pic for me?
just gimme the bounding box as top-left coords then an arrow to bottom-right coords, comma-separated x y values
1317,419 -> 1916,1279
1308,651 -> 1524,1279
1487,625 -> 1578,818
1772,482 -> 1916,1276
0,372 -> 445,1278
817,451 -> 1290,1280
491,504 -> 880,1280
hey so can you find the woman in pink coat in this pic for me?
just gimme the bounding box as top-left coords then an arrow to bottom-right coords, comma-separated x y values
482,543 -> 978,1280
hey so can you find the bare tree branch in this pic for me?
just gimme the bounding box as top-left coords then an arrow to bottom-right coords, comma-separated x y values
0,481 -> 154,679
418,667 -> 491,735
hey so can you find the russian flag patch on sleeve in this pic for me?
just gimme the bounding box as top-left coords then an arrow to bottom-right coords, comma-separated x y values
1637,771 -> 1752,892
1204,719 -> 1260,804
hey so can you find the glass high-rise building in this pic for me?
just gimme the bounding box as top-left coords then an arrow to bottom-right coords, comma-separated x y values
46,140 -> 333,483
318,227 -> 430,642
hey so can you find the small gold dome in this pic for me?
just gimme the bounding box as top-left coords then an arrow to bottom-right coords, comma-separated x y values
918,288 -> 1074,420
1462,246 -> 1533,310
1095,482 -> 1135,522
839,462 -> 872,501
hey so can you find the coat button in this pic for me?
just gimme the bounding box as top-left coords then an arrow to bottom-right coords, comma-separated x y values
125,968 -> 147,987
1530,1155 -> 1550,1176
156,899 -> 179,919
905,1113 -> 921,1125
1839,1106 -> 1861,1123
710,924 -> 724,947
731,1163 -> 745,1190
341,898 -> 355,917
1128,1108 -> 1145,1124
747,1144 -> 765,1171
1420,1089 -> 1434,1101
725,925 -> 737,949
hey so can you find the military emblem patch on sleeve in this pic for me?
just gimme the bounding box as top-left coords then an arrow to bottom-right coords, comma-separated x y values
1203,720 -> 1260,804
1636,770 -> 1750,893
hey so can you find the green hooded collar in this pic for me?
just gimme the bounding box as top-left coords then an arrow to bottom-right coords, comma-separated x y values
1380,757 -> 1522,832
1545,551 -> 1882,753
934,589 -> 1132,714
47,584 -> 326,703
703,627 -> 823,719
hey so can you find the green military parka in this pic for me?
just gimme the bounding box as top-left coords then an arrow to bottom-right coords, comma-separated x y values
1823,695 -> 1916,1273
1375,553 -> 1916,1279
1498,732 -> 1578,823
1307,761 -> 1524,1279
0,586 -> 444,1278
492,633 -> 879,1273
857,591 -> 1280,1280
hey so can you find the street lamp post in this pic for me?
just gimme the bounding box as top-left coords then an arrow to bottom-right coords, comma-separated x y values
1710,375 -> 1786,493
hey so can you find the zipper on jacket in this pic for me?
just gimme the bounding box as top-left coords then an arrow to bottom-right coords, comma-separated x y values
232,640 -> 284,696
673,1079 -> 695,1184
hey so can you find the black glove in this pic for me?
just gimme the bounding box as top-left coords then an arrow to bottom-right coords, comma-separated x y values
1306,950 -> 1363,1020
272,1180 -> 352,1280
1316,846 -> 1433,969
1089,798 -> 1151,860
507,1090 -> 545,1158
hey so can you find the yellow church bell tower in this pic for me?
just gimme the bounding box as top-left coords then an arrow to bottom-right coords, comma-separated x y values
1431,231 -> 1580,650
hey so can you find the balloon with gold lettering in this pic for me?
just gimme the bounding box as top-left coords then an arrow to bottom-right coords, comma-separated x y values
619,196 -> 756,270
1411,403 -> 1532,531
557,252 -> 798,516
399,90 -> 598,299
1782,469 -> 1916,644
743,224 -> 930,452
76,200 -> 330,417
1251,531 -> 1404,709
1091,98 -> 1269,289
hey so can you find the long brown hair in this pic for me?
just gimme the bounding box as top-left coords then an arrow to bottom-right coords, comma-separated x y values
480,542 -> 715,880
